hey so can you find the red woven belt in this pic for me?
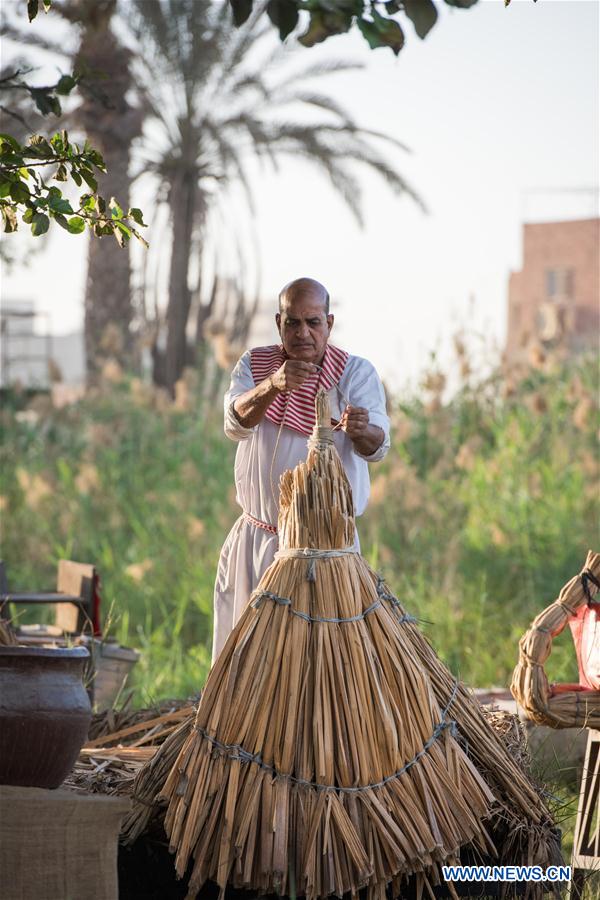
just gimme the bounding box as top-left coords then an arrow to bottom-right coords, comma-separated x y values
243,511 -> 277,535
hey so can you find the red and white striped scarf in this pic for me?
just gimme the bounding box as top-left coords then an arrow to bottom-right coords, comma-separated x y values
250,343 -> 349,436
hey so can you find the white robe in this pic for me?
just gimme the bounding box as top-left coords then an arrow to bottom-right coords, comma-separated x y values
211,350 -> 391,662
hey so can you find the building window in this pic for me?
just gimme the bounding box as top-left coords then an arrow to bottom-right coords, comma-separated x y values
545,267 -> 574,300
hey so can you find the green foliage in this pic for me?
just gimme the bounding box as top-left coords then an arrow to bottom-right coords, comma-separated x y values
0,372 -> 234,702
0,131 -> 148,245
233,0 -> 472,54
1,66 -> 80,119
0,348 -> 596,703
362,349 -> 599,687
26,0 -> 51,23
232,0 -> 539,53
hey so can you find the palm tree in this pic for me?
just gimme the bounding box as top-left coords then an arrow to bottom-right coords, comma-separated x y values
123,0 -> 425,394
68,0 -> 144,381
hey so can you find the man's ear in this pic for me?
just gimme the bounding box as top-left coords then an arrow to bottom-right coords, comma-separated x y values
327,314 -> 334,335
275,312 -> 281,336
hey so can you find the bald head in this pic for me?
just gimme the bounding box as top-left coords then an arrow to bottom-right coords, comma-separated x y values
276,277 -> 334,365
278,277 -> 330,315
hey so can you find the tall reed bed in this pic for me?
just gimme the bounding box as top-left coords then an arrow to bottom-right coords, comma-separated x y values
0,343 -> 597,701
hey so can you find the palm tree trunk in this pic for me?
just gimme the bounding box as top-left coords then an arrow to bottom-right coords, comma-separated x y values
164,168 -> 198,395
72,0 -> 143,384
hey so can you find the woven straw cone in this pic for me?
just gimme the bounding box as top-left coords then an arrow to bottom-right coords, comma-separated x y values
125,391 -> 559,899
510,550 -> 600,729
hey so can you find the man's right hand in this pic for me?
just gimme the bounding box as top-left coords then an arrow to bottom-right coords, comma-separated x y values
270,360 -> 318,393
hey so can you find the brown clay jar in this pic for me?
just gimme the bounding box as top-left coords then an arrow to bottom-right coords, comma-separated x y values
0,645 -> 92,789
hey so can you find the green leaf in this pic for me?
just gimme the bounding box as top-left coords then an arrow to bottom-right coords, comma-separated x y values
22,208 -> 35,224
0,133 -> 22,152
402,0 -> 438,39
230,0 -> 253,26
9,180 -> 30,203
31,212 -> 50,236
54,213 -> 70,231
298,11 -> 332,47
71,170 -> 82,187
29,135 -> 54,157
43,0 -> 52,9
86,149 -> 106,171
110,197 -> 124,219
443,0 -> 479,7
30,88 -> 61,117
114,224 -> 130,248
48,196 -> 74,214
357,17 -> 386,49
127,207 -> 146,227
55,164 -> 69,182
66,216 -> 86,234
266,0 -> 299,39
80,169 -> 98,192
0,182 -> 10,199
367,10 -> 405,53
132,230 -> 150,249
1,205 -> 18,233
18,167 -> 30,180
27,0 -> 39,22
94,222 -> 114,237
80,193 -> 96,211
384,0 -> 401,11
56,75 -> 77,96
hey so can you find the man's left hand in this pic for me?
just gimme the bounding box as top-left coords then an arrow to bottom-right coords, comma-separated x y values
341,405 -> 384,457
341,405 -> 370,439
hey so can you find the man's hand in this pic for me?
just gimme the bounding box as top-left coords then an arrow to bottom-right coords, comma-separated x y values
341,405 -> 369,439
270,360 -> 317,392
232,360 -> 318,428
341,405 -> 384,457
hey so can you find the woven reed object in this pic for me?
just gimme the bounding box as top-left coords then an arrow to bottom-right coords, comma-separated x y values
511,550 -> 600,729
126,391 -> 558,899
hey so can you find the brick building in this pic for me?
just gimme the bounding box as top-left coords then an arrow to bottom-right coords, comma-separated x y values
506,218 -> 599,366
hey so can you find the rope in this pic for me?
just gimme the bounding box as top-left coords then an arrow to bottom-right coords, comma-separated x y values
274,548 -> 357,560
243,511 -> 278,535
275,547 -> 358,581
194,682 -> 459,794
250,577 -> 418,626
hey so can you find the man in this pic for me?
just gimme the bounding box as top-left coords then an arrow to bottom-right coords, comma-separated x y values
212,277 -> 390,662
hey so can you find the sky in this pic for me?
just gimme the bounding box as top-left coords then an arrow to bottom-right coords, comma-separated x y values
2,0 -> 599,392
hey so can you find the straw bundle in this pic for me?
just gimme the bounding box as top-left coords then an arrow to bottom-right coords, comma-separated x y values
125,390 -> 560,898
87,694 -> 196,743
511,550 -> 600,729
65,746 -> 156,797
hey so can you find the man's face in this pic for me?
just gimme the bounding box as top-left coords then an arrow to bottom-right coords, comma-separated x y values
276,293 -> 334,365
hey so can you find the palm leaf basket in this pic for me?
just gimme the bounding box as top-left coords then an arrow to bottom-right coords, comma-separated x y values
511,550 -> 600,729
125,391 -> 560,900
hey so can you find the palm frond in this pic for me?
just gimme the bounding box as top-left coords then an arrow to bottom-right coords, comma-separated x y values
269,91 -> 357,128
0,22 -> 71,58
202,119 -> 257,217
271,58 -> 365,93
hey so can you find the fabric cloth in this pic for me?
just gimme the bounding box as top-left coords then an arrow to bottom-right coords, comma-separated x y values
0,785 -> 128,900
249,342 -> 349,435
212,347 -> 391,663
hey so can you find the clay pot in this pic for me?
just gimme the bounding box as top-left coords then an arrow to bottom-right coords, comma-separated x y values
0,646 -> 92,789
